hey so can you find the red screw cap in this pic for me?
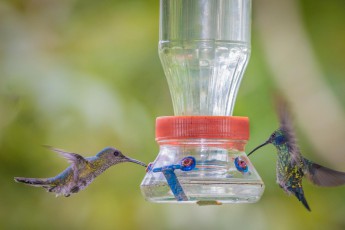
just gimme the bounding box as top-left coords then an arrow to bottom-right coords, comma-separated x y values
155,116 -> 249,141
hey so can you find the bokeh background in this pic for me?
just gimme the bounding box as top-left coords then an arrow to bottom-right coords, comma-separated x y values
1,0 -> 345,229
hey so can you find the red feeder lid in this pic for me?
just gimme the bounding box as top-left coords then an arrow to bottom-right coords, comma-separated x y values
155,116 -> 249,141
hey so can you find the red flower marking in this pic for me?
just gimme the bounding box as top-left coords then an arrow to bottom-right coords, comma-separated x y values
239,160 -> 247,168
182,158 -> 193,167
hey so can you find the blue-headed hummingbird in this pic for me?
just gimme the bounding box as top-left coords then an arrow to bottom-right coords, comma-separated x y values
248,98 -> 345,211
14,146 -> 147,197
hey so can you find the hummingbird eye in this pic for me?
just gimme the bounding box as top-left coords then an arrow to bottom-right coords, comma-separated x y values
113,150 -> 120,156
269,133 -> 276,142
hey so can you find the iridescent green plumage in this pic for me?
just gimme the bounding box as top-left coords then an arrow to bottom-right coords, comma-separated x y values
248,98 -> 345,211
14,146 -> 147,197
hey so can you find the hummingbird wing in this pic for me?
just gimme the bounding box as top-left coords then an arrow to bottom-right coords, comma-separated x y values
276,97 -> 302,165
303,158 -> 345,187
44,145 -> 90,182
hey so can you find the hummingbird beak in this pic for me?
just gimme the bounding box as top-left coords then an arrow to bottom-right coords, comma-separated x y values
124,157 -> 147,167
247,140 -> 270,157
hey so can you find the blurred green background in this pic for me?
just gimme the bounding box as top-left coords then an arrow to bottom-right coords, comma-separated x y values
1,0 -> 345,229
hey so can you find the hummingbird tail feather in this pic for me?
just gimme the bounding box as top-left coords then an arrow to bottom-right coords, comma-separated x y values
296,192 -> 311,211
293,188 -> 311,211
14,177 -> 52,187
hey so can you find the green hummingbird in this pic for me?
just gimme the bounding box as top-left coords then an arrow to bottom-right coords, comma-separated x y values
248,98 -> 345,211
14,146 -> 147,197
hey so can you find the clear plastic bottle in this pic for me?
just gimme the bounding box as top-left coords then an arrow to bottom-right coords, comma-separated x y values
141,116 -> 264,203
159,0 -> 251,115
140,0 -> 264,204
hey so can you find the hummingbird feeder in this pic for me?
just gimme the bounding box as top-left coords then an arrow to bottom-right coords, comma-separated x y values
140,0 -> 264,204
